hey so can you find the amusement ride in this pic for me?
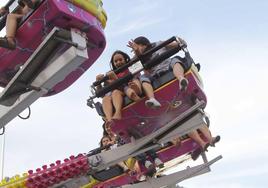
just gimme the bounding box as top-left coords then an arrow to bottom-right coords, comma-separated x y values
0,0 -> 222,187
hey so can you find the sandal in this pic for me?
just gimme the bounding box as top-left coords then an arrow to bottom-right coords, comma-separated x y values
0,37 -> 16,50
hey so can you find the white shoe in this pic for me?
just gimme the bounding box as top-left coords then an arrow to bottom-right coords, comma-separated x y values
137,174 -> 146,181
145,98 -> 161,109
145,160 -> 153,169
144,160 -> 156,177
154,158 -> 164,168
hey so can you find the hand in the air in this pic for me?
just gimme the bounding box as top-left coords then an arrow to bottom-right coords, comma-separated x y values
127,40 -> 141,55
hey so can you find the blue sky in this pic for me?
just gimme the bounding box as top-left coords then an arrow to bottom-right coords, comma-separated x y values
1,0 -> 268,187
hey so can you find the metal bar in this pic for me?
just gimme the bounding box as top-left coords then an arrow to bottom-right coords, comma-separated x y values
0,133 -> 5,180
4,0 -> 16,9
92,36 -> 178,87
0,27 -> 67,106
88,103 -> 205,172
128,101 -> 205,153
94,45 -> 181,98
51,155 -> 222,188
0,46 -> 87,129
51,176 -> 90,188
0,28 -> 88,129
201,152 -> 209,163
122,155 -> 222,188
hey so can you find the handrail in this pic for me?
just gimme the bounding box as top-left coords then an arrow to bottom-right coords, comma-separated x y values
92,36 -> 177,87
94,43 -> 182,98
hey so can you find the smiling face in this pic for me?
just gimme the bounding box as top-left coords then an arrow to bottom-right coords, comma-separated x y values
112,53 -> 126,69
101,136 -> 111,147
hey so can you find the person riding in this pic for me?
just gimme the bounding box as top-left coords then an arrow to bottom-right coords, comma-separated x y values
127,36 -> 189,109
96,50 -> 142,126
128,36 -> 220,159
0,0 -> 37,50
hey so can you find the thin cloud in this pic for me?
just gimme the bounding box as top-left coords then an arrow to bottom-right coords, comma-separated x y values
106,15 -> 166,38
115,17 -> 165,35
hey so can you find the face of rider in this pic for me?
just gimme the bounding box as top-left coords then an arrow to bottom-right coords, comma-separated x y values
113,53 -> 126,68
136,44 -> 147,54
101,136 -> 111,147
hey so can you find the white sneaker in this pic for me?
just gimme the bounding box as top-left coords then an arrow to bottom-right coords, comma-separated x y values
137,174 -> 146,181
144,160 -> 156,177
145,98 -> 161,109
154,158 -> 164,168
145,160 -> 153,169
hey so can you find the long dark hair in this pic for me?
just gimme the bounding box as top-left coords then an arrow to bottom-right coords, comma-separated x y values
133,36 -> 154,61
110,50 -> 130,71
133,36 -> 153,51
100,135 -> 111,147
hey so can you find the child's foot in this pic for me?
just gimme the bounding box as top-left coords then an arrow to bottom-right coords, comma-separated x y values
172,137 -> 181,147
112,112 -> 122,120
0,37 -> 16,50
145,160 -> 156,177
129,81 -> 142,95
179,77 -> 188,91
145,98 -> 161,109
154,158 -> 164,169
127,89 -> 141,102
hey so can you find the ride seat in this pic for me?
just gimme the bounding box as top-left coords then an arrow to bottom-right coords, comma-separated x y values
94,58 -> 201,117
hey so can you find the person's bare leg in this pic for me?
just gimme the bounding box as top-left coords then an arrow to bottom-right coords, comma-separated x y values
129,79 -> 142,95
142,82 -> 161,109
199,125 -> 220,146
142,82 -> 155,99
102,95 -> 113,122
125,88 -> 141,102
173,63 -> 188,91
112,89 -> 123,120
173,63 -> 185,80
6,13 -> 23,44
188,130 -> 207,149
198,124 -> 213,144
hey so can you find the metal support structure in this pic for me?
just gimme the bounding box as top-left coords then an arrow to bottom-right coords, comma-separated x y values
129,101 -> 205,154
0,27 -> 88,129
51,176 -> 90,188
51,155 -> 222,188
122,155 -> 222,188
38,100 -> 221,188
0,133 -> 5,180
88,101 -> 205,172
